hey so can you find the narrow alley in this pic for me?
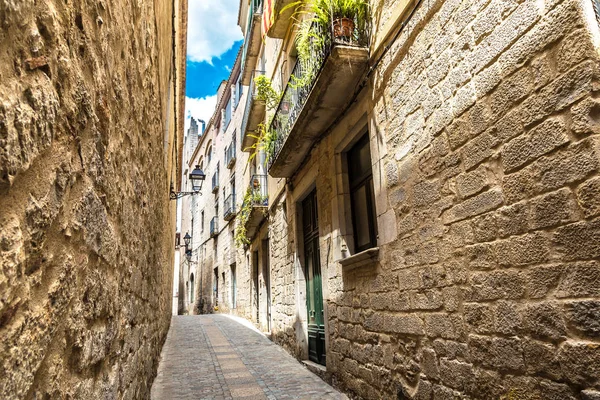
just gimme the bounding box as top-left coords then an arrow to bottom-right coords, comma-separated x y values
150,315 -> 346,399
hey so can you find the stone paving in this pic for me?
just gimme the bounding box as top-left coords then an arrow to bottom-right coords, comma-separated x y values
151,315 -> 347,400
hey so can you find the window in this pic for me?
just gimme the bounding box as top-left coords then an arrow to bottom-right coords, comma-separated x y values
201,210 -> 205,233
224,99 -> 232,129
207,145 -> 212,164
236,76 -> 243,108
348,134 -> 377,252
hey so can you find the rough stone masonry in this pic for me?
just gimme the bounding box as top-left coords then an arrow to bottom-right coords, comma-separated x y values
250,0 -> 600,398
0,0 -> 184,398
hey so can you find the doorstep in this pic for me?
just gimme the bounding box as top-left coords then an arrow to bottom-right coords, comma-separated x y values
302,359 -> 327,381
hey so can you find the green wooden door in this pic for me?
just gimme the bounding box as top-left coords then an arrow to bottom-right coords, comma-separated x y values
302,190 -> 326,365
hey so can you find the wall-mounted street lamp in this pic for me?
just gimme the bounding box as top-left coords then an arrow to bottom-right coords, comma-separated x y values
170,165 -> 206,200
183,232 -> 191,247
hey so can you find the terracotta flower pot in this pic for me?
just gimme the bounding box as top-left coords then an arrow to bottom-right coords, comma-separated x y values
333,17 -> 355,39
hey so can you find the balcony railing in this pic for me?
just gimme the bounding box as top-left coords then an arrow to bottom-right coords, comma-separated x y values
241,0 -> 263,85
241,70 -> 266,150
267,20 -> 370,177
224,193 -> 237,221
225,140 -> 236,169
240,174 -> 268,241
249,174 -> 268,206
211,170 -> 219,193
210,216 -> 218,237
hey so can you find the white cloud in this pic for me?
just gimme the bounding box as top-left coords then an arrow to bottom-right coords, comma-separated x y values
185,95 -> 217,134
187,0 -> 243,63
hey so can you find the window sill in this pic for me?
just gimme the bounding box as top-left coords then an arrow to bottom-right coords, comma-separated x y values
337,247 -> 379,271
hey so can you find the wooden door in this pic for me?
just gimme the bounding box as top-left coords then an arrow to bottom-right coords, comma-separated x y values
302,190 -> 325,365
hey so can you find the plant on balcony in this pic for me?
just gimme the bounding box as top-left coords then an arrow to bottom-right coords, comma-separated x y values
234,187 -> 268,247
284,0 -> 369,90
234,188 -> 254,247
244,120 -> 279,165
255,75 -> 281,110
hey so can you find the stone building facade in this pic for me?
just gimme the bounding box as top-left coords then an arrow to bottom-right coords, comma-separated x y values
211,0 -> 600,398
0,0 -> 187,398
178,51 -> 258,319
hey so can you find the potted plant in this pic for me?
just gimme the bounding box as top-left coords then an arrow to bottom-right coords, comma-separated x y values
254,74 -> 281,110
282,0 -> 369,40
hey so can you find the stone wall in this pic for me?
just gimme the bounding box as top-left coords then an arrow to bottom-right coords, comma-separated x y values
261,0 -> 600,398
328,0 -> 600,398
0,0 -> 183,398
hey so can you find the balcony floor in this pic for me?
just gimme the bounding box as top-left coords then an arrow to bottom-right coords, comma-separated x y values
269,44 -> 369,178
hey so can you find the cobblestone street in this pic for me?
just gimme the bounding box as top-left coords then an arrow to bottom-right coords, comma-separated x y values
151,315 -> 346,399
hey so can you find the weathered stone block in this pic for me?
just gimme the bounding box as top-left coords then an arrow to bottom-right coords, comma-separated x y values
470,212 -> 497,243
495,202 -> 529,237
494,232 -> 550,267
414,179 -> 441,208
558,341 -> 600,386
576,177 -> 600,218
439,358 -> 475,393
523,302 -> 567,340
501,118 -> 569,173
455,165 -> 489,199
469,270 -> 526,301
442,188 -> 504,224
529,188 -> 579,229
553,218 -> 600,261
469,335 -> 525,372
521,60 -> 594,128
556,29 -> 596,73
536,137 -> 600,193
522,338 -> 561,379
464,303 -> 495,334
495,301 -> 521,335
563,300 -> 600,338
461,129 -> 497,170
384,314 -> 425,335
465,243 -> 496,270
571,97 -> 600,137
423,313 -> 463,340
556,261 -> 600,298
526,265 -> 563,299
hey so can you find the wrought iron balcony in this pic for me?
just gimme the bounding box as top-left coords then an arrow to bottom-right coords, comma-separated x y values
224,193 -> 237,221
211,170 -> 219,194
267,21 -> 370,178
225,140 -> 236,169
241,0 -> 263,85
210,216 -> 218,238
241,70 -> 267,151
242,174 -> 268,240
264,0 -> 296,39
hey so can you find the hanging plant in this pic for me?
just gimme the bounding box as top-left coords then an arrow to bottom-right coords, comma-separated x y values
254,75 -> 281,110
234,187 -> 254,247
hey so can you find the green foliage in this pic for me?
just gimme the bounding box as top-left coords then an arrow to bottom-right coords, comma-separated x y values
234,188 -> 254,247
284,0 -> 369,91
254,75 -> 281,110
244,118 -> 279,167
233,185 -> 269,247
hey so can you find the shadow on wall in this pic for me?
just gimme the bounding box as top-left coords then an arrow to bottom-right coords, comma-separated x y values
271,312 -> 307,361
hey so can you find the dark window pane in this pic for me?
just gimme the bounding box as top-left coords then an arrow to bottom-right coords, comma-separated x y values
348,135 -> 372,185
352,184 -> 371,250
348,133 -> 377,251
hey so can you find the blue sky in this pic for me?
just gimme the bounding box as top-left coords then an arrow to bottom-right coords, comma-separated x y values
184,0 -> 243,132
186,40 -> 243,99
